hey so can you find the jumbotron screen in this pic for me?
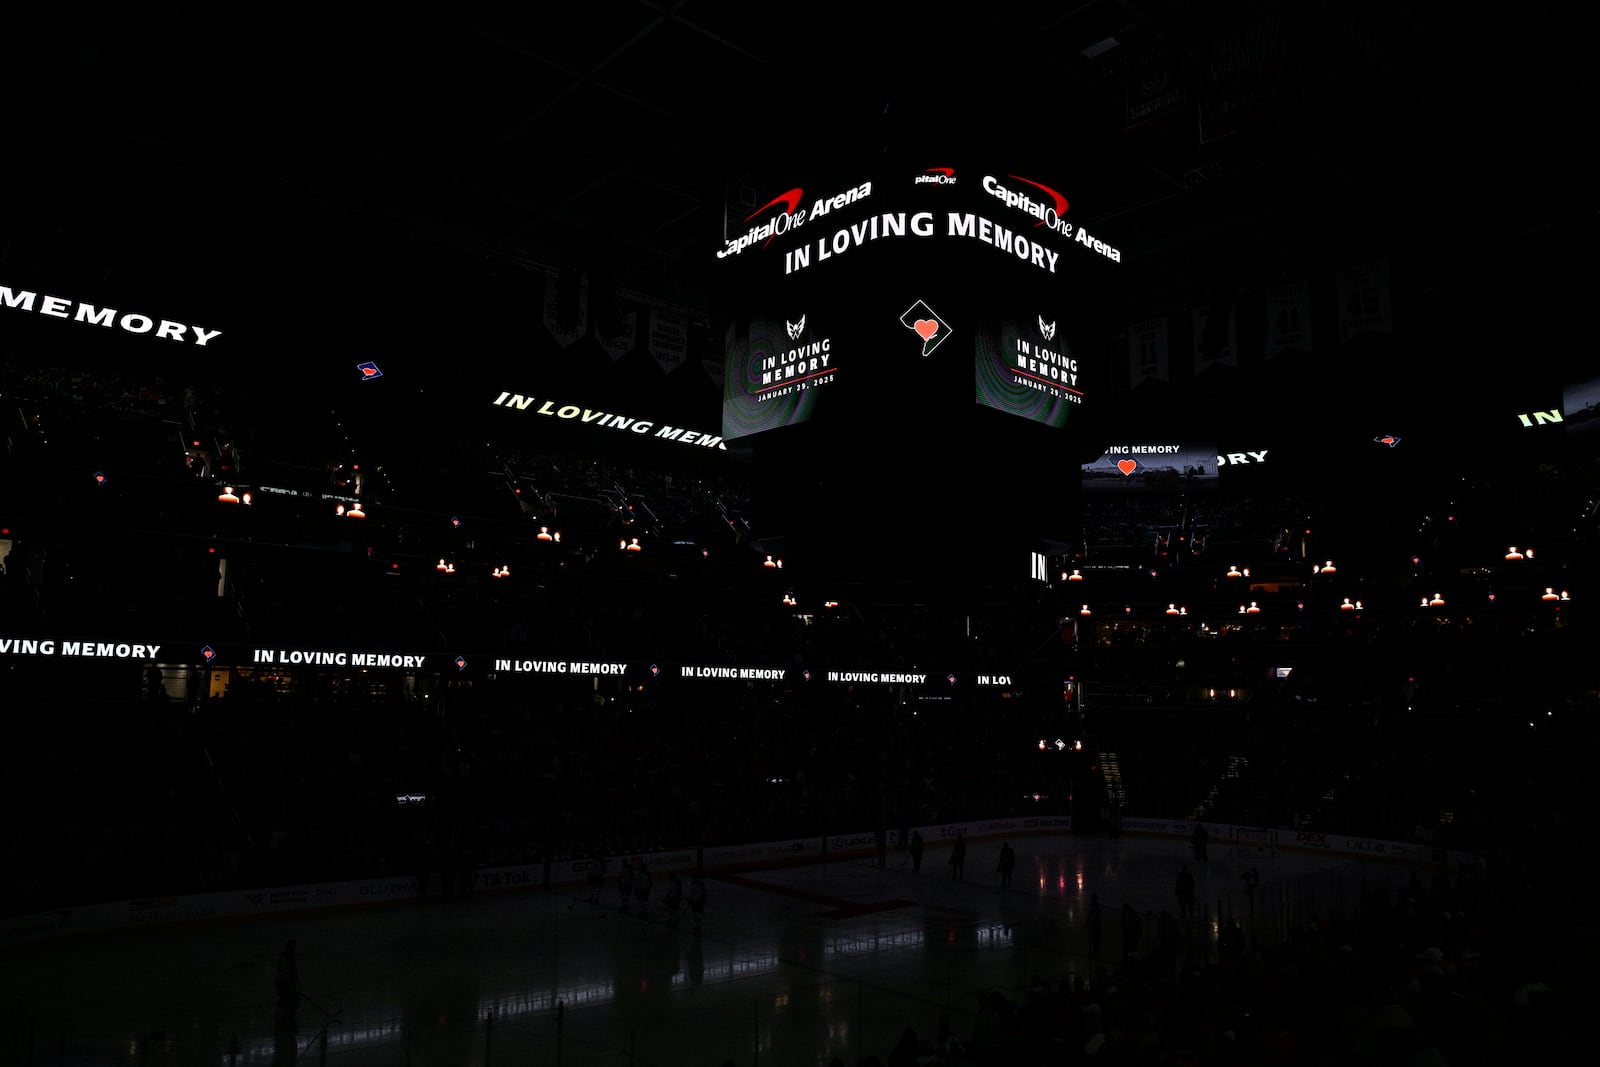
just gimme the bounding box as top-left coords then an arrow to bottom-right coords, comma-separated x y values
1081,441 -> 1219,494
716,157 -> 1119,440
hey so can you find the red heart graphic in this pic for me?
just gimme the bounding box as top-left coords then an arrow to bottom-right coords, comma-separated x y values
914,319 -> 939,341
1117,459 -> 1138,476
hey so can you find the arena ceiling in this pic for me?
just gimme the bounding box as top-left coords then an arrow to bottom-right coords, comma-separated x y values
3,1 -> 1595,445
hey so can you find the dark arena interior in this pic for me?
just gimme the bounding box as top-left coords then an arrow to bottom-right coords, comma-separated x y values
2,3 -> 1597,1065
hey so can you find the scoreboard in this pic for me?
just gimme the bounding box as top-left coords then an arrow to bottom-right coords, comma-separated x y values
710,154 -> 1123,586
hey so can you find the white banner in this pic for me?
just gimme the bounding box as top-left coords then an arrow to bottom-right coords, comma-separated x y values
593,307 -> 638,362
1193,305 -> 1237,375
704,321 -> 730,392
541,269 -> 588,349
1336,259 -> 1392,343
648,308 -> 689,375
1264,280 -> 1312,359
1128,316 -> 1169,386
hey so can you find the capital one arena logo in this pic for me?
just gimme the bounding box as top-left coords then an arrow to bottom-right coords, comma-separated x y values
716,180 -> 874,260
983,174 -> 1071,236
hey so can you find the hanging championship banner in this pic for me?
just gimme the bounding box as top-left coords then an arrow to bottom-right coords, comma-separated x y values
648,308 -> 689,375
1264,280 -> 1312,359
1128,316 -> 1170,387
1336,260 -> 1392,343
593,304 -> 638,362
1197,6 -> 1299,143
1193,304 -> 1236,375
541,268 -> 588,349
1124,35 -> 1187,131
700,322 -> 729,392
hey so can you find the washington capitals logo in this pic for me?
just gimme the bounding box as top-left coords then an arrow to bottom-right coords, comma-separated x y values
786,315 -> 805,340
1038,317 -> 1057,341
